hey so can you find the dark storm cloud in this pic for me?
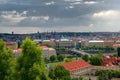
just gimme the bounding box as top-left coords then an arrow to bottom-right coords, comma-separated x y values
0,0 -> 120,33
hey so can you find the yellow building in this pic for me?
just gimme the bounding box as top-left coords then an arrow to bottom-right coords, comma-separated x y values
81,40 -> 114,48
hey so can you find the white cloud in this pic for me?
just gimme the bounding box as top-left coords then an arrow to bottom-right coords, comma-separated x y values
31,16 -> 49,21
84,1 -> 98,5
0,11 -> 27,24
65,6 -> 74,9
93,10 -> 120,19
45,1 -> 55,6
64,0 -> 82,2
91,10 -> 120,32
70,2 -> 81,5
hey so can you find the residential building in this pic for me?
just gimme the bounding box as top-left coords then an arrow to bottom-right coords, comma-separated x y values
113,44 -> 120,50
103,55 -> 117,67
102,55 -> 120,67
12,49 -> 22,57
6,42 -> 18,50
41,46 -> 56,58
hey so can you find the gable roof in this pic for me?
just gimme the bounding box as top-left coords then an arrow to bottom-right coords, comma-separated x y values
61,60 -> 92,72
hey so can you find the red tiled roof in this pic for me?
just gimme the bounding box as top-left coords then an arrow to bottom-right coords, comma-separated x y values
117,57 -> 120,62
41,46 -> 48,49
13,49 -> 22,53
61,60 -> 92,72
113,44 -> 120,47
103,56 -> 117,66
6,42 -> 14,45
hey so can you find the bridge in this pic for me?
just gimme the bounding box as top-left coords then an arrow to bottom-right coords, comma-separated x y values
70,49 -> 91,56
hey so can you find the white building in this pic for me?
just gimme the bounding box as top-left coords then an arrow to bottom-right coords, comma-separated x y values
41,46 -> 56,58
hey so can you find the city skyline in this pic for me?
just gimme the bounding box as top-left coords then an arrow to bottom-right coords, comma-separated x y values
0,0 -> 120,33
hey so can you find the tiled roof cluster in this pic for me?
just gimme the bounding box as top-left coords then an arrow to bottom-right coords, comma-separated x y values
61,60 -> 92,72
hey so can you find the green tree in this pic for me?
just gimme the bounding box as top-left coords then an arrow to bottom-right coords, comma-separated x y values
97,70 -> 111,80
65,58 -> 73,62
50,55 -> 57,62
44,58 -> 50,63
89,54 -> 103,66
82,54 -> 89,62
72,76 -> 83,80
117,47 -> 120,57
15,37 -> 48,80
54,65 -> 70,80
57,54 -> 64,62
48,69 -> 56,80
0,39 -> 15,80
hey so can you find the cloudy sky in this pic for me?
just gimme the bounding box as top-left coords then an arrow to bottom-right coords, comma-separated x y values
0,0 -> 120,33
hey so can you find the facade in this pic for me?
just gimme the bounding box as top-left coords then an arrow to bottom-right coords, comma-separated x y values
12,49 -> 22,57
61,60 -> 92,76
113,44 -> 120,50
34,39 -> 55,47
41,46 -> 56,58
6,42 -> 18,50
41,40 -> 55,47
81,40 -> 114,48
55,39 -> 76,48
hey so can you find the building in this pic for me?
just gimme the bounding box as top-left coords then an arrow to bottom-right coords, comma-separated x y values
41,46 -> 56,58
81,40 -> 114,48
113,44 -> 120,50
6,42 -> 18,50
103,55 -> 117,66
102,55 -> 120,67
61,60 -> 92,76
12,49 -> 22,57
55,39 -> 76,48
41,40 -> 55,47
34,39 -> 55,47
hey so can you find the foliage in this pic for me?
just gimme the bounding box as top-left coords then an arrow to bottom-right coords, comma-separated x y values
83,46 -> 114,51
89,54 -> 103,66
49,66 -> 71,80
0,39 -> 15,80
15,37 -> 48,80
96,69 -> 120,79
55,48 -> 69,54
54,66 -> 70,80
50,55 -> 57,62
117,47 -> 120,57
48,69 -> 56,80
65,58 -> 73,62
49,65 -> 71,80
72,76 -> 83,80
113,54 -> 118,57
44,58 -> 50,63
57,54 -> 64,62
82,54 -> 89,62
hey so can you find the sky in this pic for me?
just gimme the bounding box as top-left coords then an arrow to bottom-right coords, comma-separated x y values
0,0 -> 120,33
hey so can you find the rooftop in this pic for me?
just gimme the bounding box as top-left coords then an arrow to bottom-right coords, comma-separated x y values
6,42 -> 15,45
61,60 -> 92,72
13,49 -> 22,53
41,46 -> 48,49
113,44 -> 120,47
89,40 -> 104,43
